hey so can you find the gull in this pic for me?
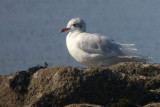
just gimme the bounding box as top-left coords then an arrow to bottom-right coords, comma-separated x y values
60,18 -> 148,67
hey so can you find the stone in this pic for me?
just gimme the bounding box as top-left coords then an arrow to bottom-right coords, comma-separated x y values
0,62 -> 160,107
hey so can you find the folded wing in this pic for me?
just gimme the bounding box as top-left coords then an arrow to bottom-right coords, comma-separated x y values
77,33 -> 128,57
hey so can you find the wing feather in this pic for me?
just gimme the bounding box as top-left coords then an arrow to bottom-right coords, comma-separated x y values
77,33 -> 123,57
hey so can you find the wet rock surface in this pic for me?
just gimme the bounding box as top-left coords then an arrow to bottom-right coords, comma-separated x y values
0,62 -> 160,107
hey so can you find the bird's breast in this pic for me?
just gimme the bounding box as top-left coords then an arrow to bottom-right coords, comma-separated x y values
66,32 -> 88,63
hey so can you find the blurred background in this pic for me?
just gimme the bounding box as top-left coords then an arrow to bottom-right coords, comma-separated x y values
0,0 -> 160,74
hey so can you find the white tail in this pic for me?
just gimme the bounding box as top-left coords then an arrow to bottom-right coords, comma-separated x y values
108,56 -> 151,65
120,44 -> 138,55
117,56 -> 151,62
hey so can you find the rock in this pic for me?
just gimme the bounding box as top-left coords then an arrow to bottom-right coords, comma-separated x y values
64,103 -> 103,107
0,62 -> 160,107
143,103 -> 160,107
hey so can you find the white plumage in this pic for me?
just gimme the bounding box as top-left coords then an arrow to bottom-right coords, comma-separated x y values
60,18 -> 149,67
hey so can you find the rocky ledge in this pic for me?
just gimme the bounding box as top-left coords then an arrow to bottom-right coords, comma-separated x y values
0,62 -> 160,107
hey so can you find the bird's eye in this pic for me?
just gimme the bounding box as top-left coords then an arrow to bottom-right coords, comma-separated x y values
73,23 -> 82,28
73,23 -> 77,27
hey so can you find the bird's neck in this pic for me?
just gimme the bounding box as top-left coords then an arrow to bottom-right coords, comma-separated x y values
70,29 -> 83,33
69,30 -> 84,34
67,30 -> 82,38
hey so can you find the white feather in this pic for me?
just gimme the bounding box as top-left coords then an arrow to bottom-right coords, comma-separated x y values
63,18 -> 151,67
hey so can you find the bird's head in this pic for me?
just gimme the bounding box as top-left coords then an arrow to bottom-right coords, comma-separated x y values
60,18 -> 86,33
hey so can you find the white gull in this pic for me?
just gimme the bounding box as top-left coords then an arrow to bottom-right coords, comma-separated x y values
60,18 -> 148,67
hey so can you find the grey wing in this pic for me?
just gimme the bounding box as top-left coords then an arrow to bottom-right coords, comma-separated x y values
77,33 -> 123,57
99,36 -> 124,57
